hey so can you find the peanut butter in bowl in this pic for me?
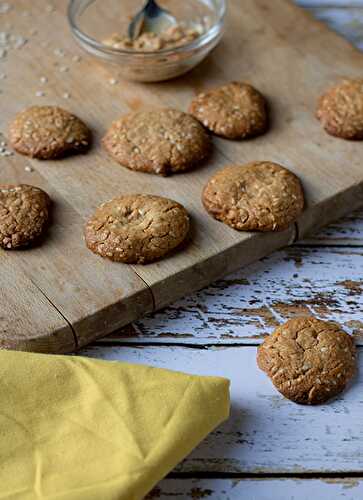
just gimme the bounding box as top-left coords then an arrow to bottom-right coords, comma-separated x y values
103,24 -> 202,52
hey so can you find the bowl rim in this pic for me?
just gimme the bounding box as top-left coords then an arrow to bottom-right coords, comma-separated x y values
67,0 -> 226,58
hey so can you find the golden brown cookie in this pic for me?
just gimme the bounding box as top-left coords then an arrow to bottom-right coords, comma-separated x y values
8,105 -> 91,159
316,79 -> 363,139
189,82 -> 268,139
102,109 -> 211,176
202,161 -> 304,232
257,316 -> 356,405
85,194 -> 190,264
0,184 -> 51,249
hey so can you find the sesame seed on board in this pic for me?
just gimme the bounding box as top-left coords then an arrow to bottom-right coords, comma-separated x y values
0,3 -> 11,14
0,132 -> 14,157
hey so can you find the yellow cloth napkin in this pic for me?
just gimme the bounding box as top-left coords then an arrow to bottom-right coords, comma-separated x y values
0,350 -> 230,500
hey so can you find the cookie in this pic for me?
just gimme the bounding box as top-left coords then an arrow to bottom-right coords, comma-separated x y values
85,194 -> 190,264
189,82 -> 268,139
316,79 -> 363,139
0,184 -> 51,249
257,316 -> 356,405
202,161 -> 304,232
8,105 -> 91,159
102,108 -> 211,176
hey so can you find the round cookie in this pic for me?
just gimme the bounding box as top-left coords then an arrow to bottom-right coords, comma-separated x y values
102,108 -> 211,176
0,184 -> 51,249
257,316 -> 356,405
8,105 -> 91,159
84,194 -> 190,264
316,79 -> 363,140
189,81 -> 268,139
202,161 -> 304,232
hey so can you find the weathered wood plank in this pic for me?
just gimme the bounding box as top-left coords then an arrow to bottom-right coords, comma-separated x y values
306,7 -> 363,50
301,208 -> 363,245
149,478 -> 363,499
80,344 -> 363,474
104,247 -> 363,345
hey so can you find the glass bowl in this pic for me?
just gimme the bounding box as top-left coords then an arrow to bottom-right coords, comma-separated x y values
68,0 -> 226,82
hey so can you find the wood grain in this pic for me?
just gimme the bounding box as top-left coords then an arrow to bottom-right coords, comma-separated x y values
1,0 -> 363,353
81,344 -> 363,474
0,251 -> 75,352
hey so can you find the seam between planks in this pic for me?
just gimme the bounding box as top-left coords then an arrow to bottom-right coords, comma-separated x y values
131,267 -> 156,313
90,342 -> 363,350
26,275 -> 79,350
167,471 -> 363,479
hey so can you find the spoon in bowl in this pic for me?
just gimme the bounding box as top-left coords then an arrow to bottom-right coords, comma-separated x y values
128,0 -> 177,40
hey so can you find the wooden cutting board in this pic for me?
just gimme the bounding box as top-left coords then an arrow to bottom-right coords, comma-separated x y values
1,0 -> 363,353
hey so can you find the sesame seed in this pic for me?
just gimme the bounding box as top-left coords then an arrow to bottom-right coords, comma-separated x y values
35,90 -> 45,97
109,78 -> 118,85
62,92 -> 71,99
0,48 -> 7,58
40,76 -> 48,84
24,165 -> 34,173
0,31 -> 8,43
0,3 -> 11,14
72,55 -> 81,62
59,65 -> 69,73
54,48 -> 65,57
13,36 -> 27,49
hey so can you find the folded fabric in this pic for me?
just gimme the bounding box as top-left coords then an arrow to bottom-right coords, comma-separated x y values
0,350 -> 230,500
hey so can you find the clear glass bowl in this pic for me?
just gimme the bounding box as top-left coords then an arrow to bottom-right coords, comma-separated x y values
68,0 -> 226,82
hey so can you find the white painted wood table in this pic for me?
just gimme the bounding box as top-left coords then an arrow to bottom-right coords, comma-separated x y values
79,2 -> 363,498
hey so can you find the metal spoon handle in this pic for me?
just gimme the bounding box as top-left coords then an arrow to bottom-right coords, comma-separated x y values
143,0 -> 160,18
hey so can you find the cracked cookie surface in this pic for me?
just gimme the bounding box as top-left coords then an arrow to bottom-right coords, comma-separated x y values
189,81 -> 268,139
9,105 -> 91,159
102,109 -> 211,176
257,316 -> 356,405
202,161 -> 304,232
84,194 -> 190,264
0,184 -> 51,249
316,79 -> 363,140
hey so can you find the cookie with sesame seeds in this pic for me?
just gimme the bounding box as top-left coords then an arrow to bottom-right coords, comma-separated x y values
102,108 -> 211,176
84,194 -> 190,264
189,82 -> 268,140
316,79 -> 363,140
8,105 -> 91,159
0,184 -> 51,249
202,161 -> 304,232
257,316 -> 356,405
